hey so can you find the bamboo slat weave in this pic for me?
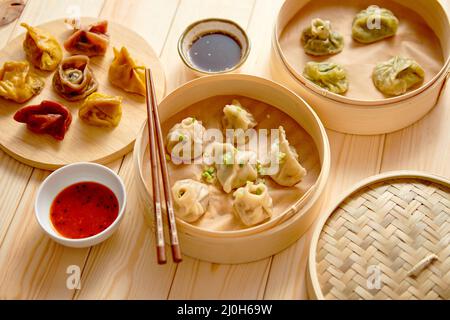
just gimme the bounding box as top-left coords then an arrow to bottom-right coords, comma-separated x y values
316,178 -> 450,300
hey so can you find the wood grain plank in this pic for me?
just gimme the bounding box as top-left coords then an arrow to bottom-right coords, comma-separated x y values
0,0 -> 107,299
74,0 -> 180,299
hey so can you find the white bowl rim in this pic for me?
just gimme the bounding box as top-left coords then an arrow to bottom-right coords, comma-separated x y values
35,162 -> 127,244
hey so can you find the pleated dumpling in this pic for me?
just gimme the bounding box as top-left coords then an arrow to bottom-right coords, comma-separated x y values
222,99 -> 257,143
109,47 -> 146,96
166,117 -> 206,163
172,179 -> 209,223
79,93 -> 123,127
53,55 -> 98,101
301,18 -> 344,56
0,61 -> 44,103
303,61 -> 348,94
21,23 -> 62,71
352,5 -> 399,44
64,20 -> 110,57
205,142 -> 258,193
233,182 -> 273,227
373,56 -> 425,96
270,127 -> 307,187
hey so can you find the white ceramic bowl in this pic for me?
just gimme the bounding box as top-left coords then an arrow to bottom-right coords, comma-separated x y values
35,162 -> 127,248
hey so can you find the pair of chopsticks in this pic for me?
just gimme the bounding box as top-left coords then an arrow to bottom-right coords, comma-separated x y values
145,69 -> 182,264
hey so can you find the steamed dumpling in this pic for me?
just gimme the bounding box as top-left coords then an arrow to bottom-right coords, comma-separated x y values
21,23 -> 62,71
172,179 -> 209,223
222,99 -> 257,143
205,142 -> 258,193
301,18 -> 344,56
109,47 -> 146,96
233,182 -> 273,227
0,61 -> 44,103
52,55 -> 98,101
373,56 -> 425,96
270,127 -> 307,187
303,61 -> 348,94
79,92 -> 123,127
352,5 -> 399,44
166,117 -> 206,164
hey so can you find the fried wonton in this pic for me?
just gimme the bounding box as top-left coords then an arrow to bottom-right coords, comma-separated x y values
53,55 -> 98,101
14,100 -> 72,140
108,47 -> 146,96
21,23 -> 62,71
0,61 -> 44,103
64,20 -> 110,57
79,92 -> 123,127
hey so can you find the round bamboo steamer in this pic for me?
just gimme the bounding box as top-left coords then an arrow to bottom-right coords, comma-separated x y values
0,18 -> 165,170
307,171 -> 450,300
134,74 -> 331,263
271,0 -> 450,135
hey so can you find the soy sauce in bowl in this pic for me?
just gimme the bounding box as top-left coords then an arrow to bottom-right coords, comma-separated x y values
188,32 -> 242,73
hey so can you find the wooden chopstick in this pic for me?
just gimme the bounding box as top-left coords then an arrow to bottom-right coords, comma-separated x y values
145,70 -> 167,265
145,68 -> 183,263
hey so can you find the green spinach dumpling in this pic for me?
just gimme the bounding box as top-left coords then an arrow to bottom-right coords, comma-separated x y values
303,62 -> 348,94
301,18 -> 344,56
372,56 -> 425,96
352,5 -> 399,44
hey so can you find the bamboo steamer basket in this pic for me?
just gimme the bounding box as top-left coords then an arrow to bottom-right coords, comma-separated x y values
307,171 -> 450,300
134,74 -> 331,264
271,0 -> 450,135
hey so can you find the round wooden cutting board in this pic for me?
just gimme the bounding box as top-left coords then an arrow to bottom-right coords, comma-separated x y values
0,18 -> 165,170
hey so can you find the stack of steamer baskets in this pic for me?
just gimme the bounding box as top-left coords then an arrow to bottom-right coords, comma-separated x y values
272,0 -> 450,135
270,0 -> 450,299
134,74 -> 331,264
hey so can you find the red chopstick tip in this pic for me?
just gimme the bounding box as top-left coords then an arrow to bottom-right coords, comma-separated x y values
157,246 -> 167,265
172,245 -> 183,263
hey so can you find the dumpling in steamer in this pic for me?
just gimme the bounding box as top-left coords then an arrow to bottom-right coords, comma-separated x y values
205,142 -> 258,193
352,5 -> 399,44
372,56 -> 425,96
0,61 -> 44,103
303,61 -> 348,94
79,93 -> 123,127
301,18 -> 344,56
53,55 -> 98,101
222,99 -> 257,143
64,20 -> 110,57
166,117 -> 206,164
172,179 -> 209,223
233,182 -> 273,227
269,127 -> 307,187
109,47 -> 146,96
21,23 -> 62,71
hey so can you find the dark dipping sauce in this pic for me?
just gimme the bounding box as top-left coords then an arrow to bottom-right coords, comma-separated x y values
50,182 -> 119,239
188,32 -> 242,72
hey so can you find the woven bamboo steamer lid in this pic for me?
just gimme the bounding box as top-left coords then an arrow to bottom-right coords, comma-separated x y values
307,171 -> 450,300
271,0 -> 450,135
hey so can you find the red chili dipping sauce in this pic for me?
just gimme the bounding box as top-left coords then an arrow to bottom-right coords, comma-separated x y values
50,182 -> 119,239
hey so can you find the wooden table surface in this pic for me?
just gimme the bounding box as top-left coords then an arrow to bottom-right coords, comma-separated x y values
0,0 -> 449,300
